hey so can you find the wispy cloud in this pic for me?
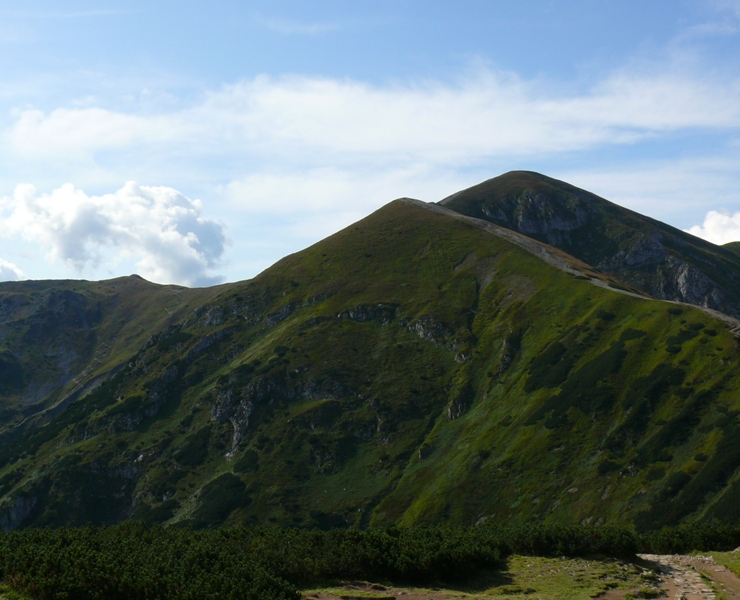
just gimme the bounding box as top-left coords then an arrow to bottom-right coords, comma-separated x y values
254,15 -> 339,35
560,154 -> 740,228
9,66 -> 740,166
10,9 -> 133,19
713,0 -> 740,18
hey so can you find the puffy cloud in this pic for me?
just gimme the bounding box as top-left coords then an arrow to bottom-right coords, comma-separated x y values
687,210 -> 740,245
0,182 -> 226,287
0,259 -> 25,281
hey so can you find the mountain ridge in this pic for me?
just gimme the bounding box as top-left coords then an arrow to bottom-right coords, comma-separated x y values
0,179 -> 739,532
440,171 -> 740,319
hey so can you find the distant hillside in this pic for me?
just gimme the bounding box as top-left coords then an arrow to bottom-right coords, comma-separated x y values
440,171 -> 740,319
0,277 -> 228,437
1,185 -> 740,532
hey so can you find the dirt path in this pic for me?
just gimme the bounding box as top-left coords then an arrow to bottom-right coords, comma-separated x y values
639,554 -> 740,600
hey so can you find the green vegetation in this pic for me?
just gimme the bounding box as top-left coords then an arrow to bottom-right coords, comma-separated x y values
1,523 -> 739,600
2,198 -> 740,531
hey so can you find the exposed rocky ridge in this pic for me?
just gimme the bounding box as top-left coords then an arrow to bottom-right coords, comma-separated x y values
440,171 -> 740,319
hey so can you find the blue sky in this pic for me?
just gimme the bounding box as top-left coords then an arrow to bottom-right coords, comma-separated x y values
1,0 -> 740,285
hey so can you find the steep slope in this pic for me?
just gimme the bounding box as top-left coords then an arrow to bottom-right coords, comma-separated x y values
0,277 -> 229,436
440,171 -> 740,319
1,198 -> 739,532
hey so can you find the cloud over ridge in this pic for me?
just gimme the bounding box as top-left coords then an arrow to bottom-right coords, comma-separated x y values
0,182 -> 226,287
687,209 -> 740,246
0,259 -> 25,282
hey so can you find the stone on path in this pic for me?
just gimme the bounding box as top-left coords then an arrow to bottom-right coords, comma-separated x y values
638,554 -> 716,600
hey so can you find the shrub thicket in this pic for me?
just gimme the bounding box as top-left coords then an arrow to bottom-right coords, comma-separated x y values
1,523 -> 739,600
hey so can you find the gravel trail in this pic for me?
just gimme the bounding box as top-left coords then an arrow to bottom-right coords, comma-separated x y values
639,554 -> 740,600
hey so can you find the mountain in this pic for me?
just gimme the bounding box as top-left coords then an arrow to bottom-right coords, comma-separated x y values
440,171 -> 740,319
1,184 -> 740,532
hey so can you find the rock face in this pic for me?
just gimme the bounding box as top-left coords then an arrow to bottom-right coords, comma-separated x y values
441,171 -> 740,318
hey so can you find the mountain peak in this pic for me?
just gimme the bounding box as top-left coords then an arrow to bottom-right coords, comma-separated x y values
440,171 -> 740,319
439,170 -> 610,223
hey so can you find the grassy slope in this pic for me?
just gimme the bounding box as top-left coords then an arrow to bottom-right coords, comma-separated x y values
1,200 -> 739,530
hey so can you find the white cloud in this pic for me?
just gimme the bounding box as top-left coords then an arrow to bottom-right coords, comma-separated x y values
4,53 -> 740,284
224,165 -> 469,213
687,210 -> 740,245
8,67 -> 740,167
560,155 -> 740,227
713,0 -> 740,18
0,258 -> 25,281
10,108 -> 186,159
0,182 -> 226,287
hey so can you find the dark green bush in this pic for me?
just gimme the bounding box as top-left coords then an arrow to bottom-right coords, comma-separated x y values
2,522 -> 740,600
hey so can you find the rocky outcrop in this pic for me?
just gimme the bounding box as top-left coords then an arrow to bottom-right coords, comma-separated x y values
499,330 -> 522,375
209,372 -> 354,455
105,366 -> 180,433
265,303 -> 297,327
408,315 -> 455,347
598,233 -> 667,270
338,303 -> 399,324
210,389 -> 254,456
448,382 -> 474,420
185,328 -> 234,360
480,190 -> 595,248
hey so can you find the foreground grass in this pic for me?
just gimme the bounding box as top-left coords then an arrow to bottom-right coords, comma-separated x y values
304,555 -> 659,600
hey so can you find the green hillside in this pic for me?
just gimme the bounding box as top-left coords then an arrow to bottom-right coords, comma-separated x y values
1,196 -> 739,531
